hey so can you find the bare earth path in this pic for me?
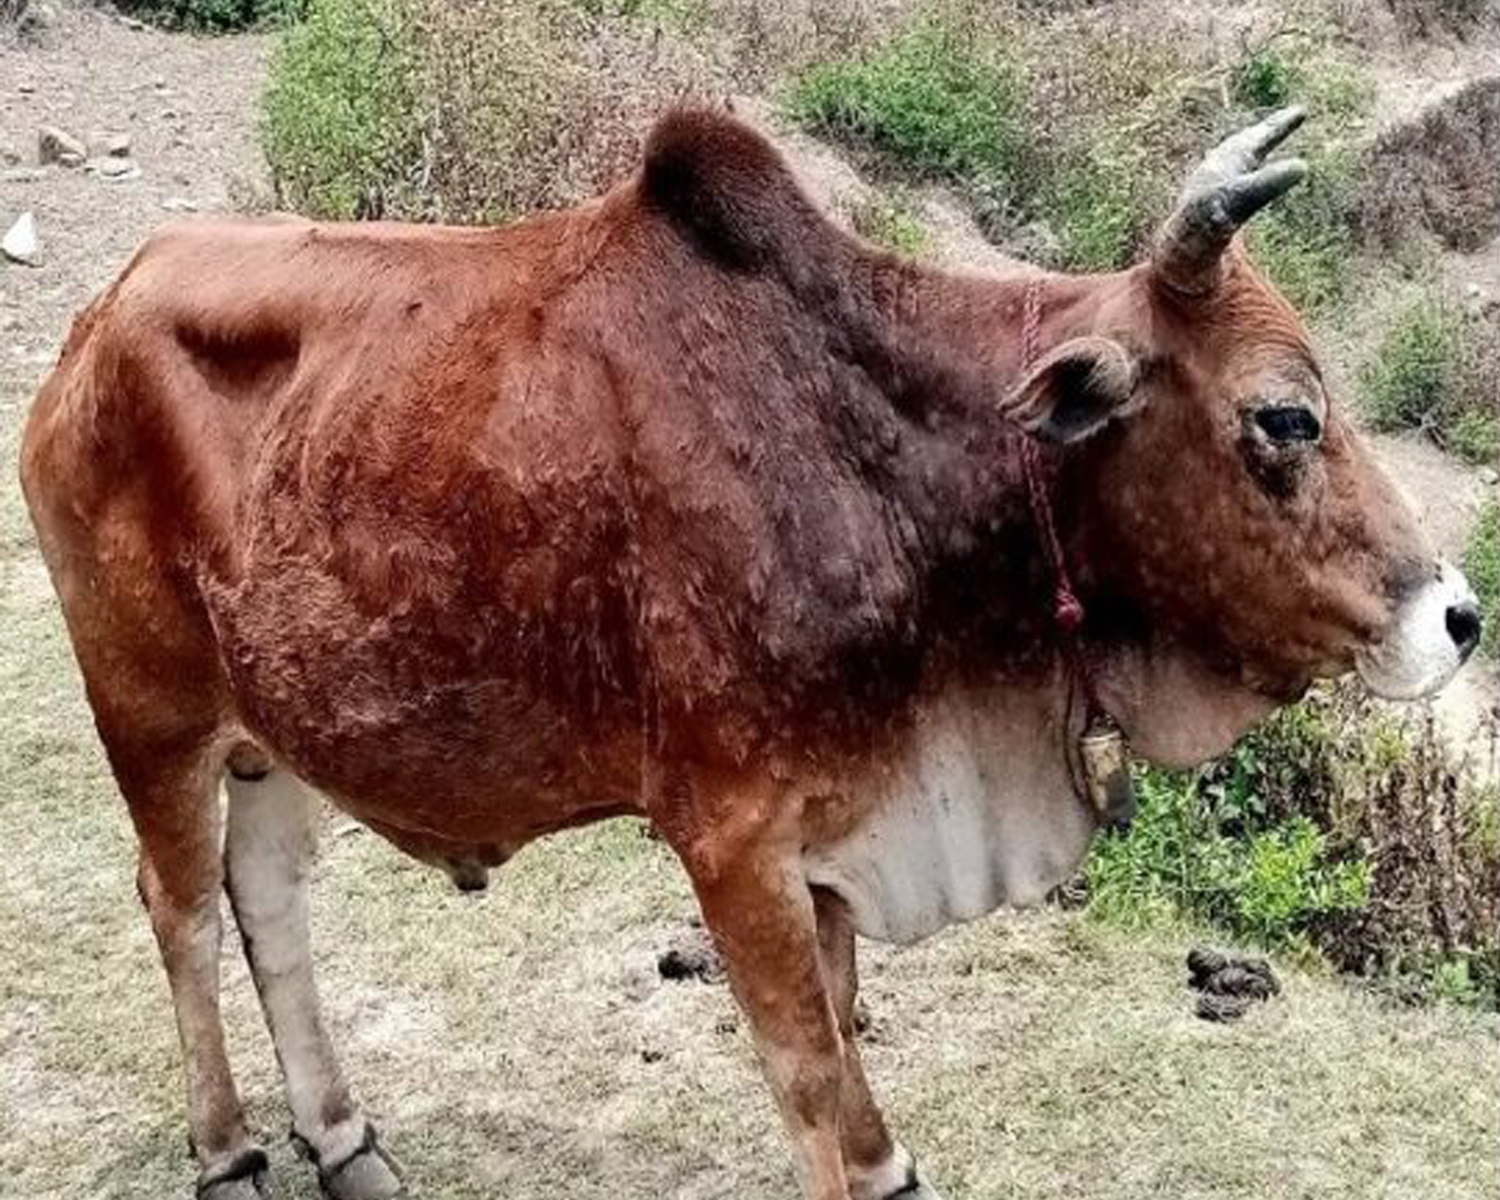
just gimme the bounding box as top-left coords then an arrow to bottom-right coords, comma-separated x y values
1,7 -> 1497,1200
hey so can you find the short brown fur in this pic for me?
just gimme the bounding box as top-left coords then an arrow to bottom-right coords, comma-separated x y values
20,108 -> 1447,1200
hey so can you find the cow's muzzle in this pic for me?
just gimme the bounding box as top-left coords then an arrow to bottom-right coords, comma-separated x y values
1356,561 -> 1481,700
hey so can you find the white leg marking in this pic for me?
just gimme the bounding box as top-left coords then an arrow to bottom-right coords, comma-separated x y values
850,1143 -> 948,1200
224,771 -> 366,1166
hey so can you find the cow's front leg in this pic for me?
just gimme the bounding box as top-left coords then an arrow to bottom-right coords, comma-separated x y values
814,892 -> 944,1200
685,842 -> 853,1200
224,767 -> 402,1200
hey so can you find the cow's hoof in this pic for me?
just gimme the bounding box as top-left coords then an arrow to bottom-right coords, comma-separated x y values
295,1122 -> 404,1200
196,1147 -> 270,1200
863,1157 -> 947,1200
887,1169 -> 947,1200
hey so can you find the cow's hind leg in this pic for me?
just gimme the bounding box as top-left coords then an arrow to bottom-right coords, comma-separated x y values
125,751 -> 270,1200
224,763 -> 402,1200
814,893 -> 944,1200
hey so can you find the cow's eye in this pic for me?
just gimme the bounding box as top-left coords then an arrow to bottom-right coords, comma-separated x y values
1253,405 -> 1321,445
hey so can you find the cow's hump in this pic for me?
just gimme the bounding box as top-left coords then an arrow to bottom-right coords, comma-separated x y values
641,107 -> 820,270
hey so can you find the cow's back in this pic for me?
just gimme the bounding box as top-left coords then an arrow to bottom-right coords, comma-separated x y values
21,210 -> 649,825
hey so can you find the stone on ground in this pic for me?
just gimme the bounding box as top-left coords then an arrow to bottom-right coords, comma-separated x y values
94,156 -> 139,180
36,124 -> 84,167
3,210 -> 39,264
86,130 -> 132,159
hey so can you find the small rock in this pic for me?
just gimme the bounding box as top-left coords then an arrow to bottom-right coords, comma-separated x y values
17,83 -> 36,94
1479,467 -> 1498,487
152,76 -> 168,90
640,1047 -> 664,1064
97,158 -> 141,182
3,211 -> 40,265
121,15 -> 146,30
852,998 -> 872,1035
0,145 -> 20,167
88,131 -> 132,159
18,1 -> 50,36
161,196 -> 198,213
37,125 -> 85,167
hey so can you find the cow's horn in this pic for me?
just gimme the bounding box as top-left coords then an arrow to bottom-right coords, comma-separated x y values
1153,106 -> 1308,295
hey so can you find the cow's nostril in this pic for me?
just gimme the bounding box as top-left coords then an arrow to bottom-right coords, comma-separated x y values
1445,602 -> 1482,659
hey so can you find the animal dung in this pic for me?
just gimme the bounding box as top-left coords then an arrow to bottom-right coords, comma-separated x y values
1187,946 -> 1280,1022
657,926 -> 726,984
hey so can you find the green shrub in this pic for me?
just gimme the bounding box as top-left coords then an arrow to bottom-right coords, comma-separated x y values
790,16 -> 1370,279
1233,46 -> 1300,110
1448,315 -> 1500,467
788,14 -> 1197,271
262,0 -> 415,219
263,0 -> 890,224
1233,41 -> 1374,124
1356,292 -> 1500,465
1246,146 -> 1359,313
1450,411 -> 1500,466
116,0 -> 304,30
1467,500 -> 1499,659
1041,142 -> 1147,272
1087,685 -> 1500,1007
264,0 -> 611,223
1086,759 -> 1370,957
788,21 -> 1025,194
1310,61 -> 1378,122
1361,297 -> 1460,432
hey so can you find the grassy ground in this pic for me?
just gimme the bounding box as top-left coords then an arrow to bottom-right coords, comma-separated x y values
3,669 -> 1498,1200
1469,500 -> 1500,660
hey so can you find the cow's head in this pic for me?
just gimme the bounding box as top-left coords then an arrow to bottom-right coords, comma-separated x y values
1008,108 -> 1482,766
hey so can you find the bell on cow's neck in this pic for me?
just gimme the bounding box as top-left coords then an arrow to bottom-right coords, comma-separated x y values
1079,711 -> 1135,830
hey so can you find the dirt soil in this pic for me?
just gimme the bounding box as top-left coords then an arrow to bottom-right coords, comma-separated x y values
1,6 -> 1498,1200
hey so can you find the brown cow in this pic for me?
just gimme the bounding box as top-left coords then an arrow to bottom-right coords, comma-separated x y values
20,106 -> 1480,1200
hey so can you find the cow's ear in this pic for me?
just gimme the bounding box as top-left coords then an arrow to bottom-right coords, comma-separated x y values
1003,336 -> 1140,444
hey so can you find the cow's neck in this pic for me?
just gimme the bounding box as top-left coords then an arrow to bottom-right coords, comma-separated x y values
802,664 -> 1097,943
834,255 -> 1124,424
819,256 -> 1127,653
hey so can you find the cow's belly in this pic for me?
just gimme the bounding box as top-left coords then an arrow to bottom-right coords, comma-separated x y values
802,681 -> 1098,944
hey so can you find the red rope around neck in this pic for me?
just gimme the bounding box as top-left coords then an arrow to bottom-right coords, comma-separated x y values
1019,278 -> 1087,635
